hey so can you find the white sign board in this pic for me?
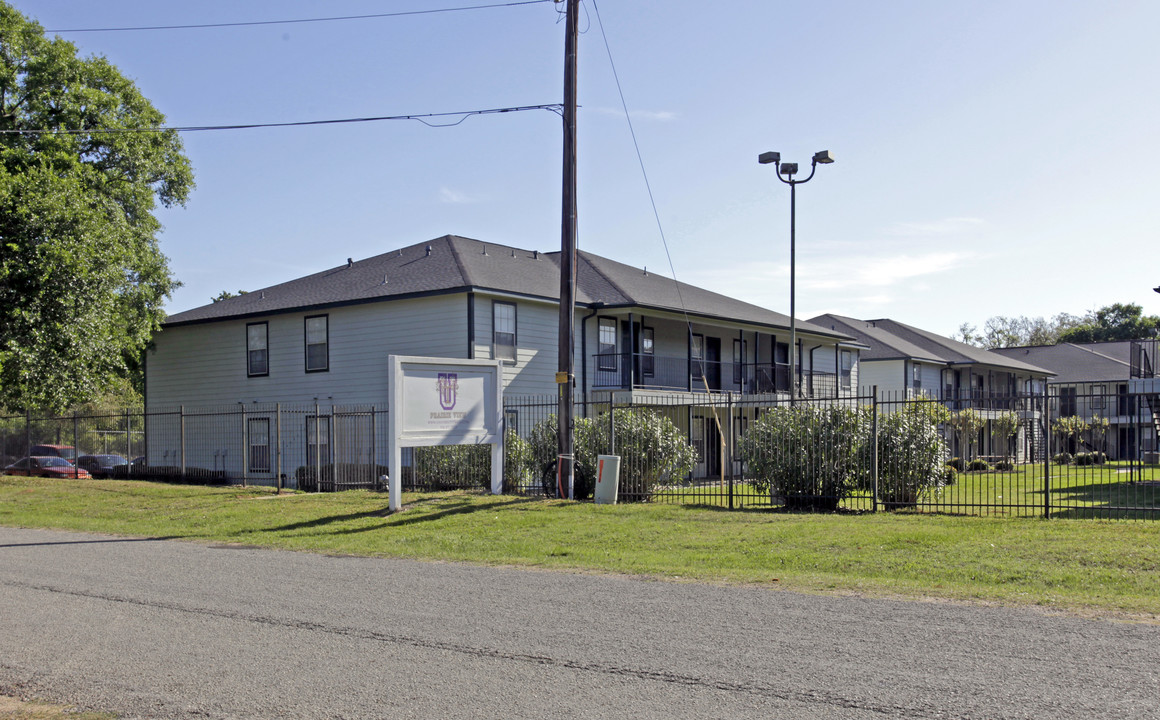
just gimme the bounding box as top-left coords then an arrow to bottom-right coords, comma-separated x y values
387,356 -> 503,511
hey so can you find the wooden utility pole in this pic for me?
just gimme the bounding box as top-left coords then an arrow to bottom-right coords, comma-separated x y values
556,0 -> 579,499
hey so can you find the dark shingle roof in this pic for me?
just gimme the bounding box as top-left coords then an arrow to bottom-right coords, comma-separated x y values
164,235 -> 852,340
809,313 -> 1053,375
990,342 -> 1132,383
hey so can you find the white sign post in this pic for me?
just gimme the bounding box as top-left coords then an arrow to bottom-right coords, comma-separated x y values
387,356 -> 504,512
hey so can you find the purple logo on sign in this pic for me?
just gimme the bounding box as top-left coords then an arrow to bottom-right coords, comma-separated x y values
437,372 -> 458,411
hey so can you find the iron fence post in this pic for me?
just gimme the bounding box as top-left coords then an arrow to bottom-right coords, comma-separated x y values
872,387 -> 879,513
609,392 -> 616,456
240,403 -> 248,488
72,411 -> 79,479
179,405 -> 186,477
314,399 -> 321,493
370,405 -> 377,491
727,392 -> 734,510
1043,386 -> 1051,519
276,403 -> 283,492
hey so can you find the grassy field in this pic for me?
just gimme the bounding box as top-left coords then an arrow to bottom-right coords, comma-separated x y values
2,474 -> 1158,620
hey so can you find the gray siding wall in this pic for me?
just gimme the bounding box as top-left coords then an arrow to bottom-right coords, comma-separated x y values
148,294 -> 469,409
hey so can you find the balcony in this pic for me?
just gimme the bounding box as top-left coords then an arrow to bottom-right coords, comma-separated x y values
590,352 -> 846,398
1131,339 -> 1157,379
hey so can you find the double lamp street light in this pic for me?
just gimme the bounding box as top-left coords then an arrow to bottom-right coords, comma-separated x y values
759,149 -> 834,401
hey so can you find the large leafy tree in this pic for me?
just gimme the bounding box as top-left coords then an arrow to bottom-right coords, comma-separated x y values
1056,303 -> 1160,343
0,2 -> 193,411
957,303 -> 1159,349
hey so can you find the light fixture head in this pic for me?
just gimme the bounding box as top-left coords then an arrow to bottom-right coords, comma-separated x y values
758,151 -> 780,165
779,162 -> 799,176
813,150 -> 835,164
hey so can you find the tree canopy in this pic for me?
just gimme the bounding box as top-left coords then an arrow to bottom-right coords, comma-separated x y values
956,303 -> 1160,349
0,2 -> 193,411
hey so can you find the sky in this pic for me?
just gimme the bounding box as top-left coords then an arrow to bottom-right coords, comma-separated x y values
12,0 -> 1160,338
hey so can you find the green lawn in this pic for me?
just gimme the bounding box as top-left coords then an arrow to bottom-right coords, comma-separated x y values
2,474 -> 1158,619
660,462 -> 1160,518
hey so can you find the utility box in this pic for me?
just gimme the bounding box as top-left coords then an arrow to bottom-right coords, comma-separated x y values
594,454 -> 621,505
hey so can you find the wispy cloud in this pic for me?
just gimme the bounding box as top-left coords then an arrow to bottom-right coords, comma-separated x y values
681,251 -> 972,306
884,217 -> 986,237
438,186 -> 479,204
590,107 -> 678,122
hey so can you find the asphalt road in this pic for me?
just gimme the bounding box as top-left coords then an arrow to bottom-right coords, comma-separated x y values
1,526 -> 1157,719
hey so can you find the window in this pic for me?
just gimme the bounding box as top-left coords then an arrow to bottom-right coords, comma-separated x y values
641,327 -> 654,376
247,322 -> 268,377
306,416 -> 331,467
493,302 -> 516,363
840,350 -> 854,390
690,334 -> 704,379
248,418 -> 270,473
305,315 -> 329,372
774,341 -> 790,392
733,339 -> 746,385
598,317 -> 617,371
504,410 -> 519,435
1091,384 -> 1106,410
912,361 -> 921,390
1059,386 -> 1077,417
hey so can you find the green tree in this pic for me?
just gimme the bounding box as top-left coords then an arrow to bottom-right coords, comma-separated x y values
991,410 -> 1020,465
1057,303 -> 1160,343
212,290 -> 248,303
0,3 -> 193,411
948,408 -> 987,462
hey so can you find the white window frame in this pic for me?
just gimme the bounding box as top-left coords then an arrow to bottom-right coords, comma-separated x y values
840,349 -> 854,390
248,418 -> 271,473
493,301 -> 517,364
247,322 -> 268,377
598,317 -> 617,371
305,314 -> 329,373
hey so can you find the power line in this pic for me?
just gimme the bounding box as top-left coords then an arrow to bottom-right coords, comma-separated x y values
588,0 -> 692,329
0,104 -> 564,135
44,0 -> 553,34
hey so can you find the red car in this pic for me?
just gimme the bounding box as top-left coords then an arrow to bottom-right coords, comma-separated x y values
4,456 -> 91,478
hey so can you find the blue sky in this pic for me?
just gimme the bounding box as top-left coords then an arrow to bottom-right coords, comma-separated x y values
15,0 -> 1160,337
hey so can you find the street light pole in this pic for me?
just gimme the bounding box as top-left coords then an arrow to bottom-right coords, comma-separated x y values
759,150 -> 834,402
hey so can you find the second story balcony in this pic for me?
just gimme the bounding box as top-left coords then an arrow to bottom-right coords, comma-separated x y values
590,352 -> 847,398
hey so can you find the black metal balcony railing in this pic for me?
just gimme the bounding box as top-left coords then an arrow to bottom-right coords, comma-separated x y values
590,352 -> 848,397
1131,339 -> 1157,379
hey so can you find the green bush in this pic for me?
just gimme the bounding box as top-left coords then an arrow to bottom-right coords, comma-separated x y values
947,457 -> 965,472
943,464 -> 958,485
502,429 -> 534,493
527,409 -> 697,502
875,407 -> 949,507
596,408 -> 698,501
993,460 -> 1015,471
966,459 -> 991,472
1052,452 -> 1073,465
739,405 -> 868,510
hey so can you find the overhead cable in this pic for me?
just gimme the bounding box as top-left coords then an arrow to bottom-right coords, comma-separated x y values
45,0 -> 552,33
0,104 -> 564,135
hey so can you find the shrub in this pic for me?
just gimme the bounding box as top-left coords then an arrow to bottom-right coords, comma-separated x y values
875,407 -> 949,507
527,409 -> 697,502
947,457 -> 965,472
502,429 -> 534,493
1052,452 -> 1073,465
1073,452 -> 1098,466
942,464 -> 958,485
966,459 -> 990,472
528,414 -> 601,499
993,460 -> 1014,471
739,405 -> 869,510
596,408 -> 698,502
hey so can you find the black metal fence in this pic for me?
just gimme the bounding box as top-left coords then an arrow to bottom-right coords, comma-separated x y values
3,384 -> 1157,519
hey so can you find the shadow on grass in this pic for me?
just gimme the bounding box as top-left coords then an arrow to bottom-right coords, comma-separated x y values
1046,479 -> 1160,519
261,494 -> 543,536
